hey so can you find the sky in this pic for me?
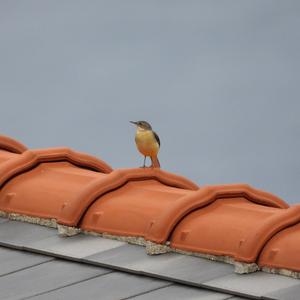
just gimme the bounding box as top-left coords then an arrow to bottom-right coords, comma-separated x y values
0,1 -> 299,204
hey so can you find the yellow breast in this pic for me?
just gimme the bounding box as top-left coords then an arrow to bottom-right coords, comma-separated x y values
135,130 -> 159,157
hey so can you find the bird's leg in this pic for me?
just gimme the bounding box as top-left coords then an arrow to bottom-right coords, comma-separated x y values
142,156 -> 146,168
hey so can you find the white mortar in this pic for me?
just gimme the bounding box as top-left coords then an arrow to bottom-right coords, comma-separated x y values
262,267 -> 300,279
0,210 -> 80,236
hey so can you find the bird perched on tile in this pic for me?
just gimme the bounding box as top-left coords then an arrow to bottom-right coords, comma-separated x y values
130,121 -> 160,168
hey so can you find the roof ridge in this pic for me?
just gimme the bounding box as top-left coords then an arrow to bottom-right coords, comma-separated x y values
0,134 -> 299,282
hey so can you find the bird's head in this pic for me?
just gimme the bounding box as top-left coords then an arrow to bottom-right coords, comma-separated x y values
130,120 -> 152,130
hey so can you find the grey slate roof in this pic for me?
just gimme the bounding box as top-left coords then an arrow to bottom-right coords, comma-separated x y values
0,217 -> 299,300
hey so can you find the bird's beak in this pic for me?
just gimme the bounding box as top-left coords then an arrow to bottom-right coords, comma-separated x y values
130,121 -> 137,125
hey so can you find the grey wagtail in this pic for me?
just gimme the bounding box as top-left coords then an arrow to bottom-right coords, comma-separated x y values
130,121 -> 161,168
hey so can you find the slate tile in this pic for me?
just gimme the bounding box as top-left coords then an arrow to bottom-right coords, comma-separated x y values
0,217 -> 8,224
27,271 -> 170,300
0,221 -> 57,249
0,246 -> 53,276
204,272 -> 300,299
85,244 -> 234,284
0,259 -> 111,300
128,284 -> 232,300
263,283 -> 300,300
28,233 -> 126,259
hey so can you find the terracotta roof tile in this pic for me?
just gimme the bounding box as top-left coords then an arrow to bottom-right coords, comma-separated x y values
0,150 -> 20,164
0,135 -> 27,164
0,147 -> 112,185
0,147 -> 113,225
170,191 -> 298,263
145,184 -> 288,245
0,146 -> 196,228
80,168 -> 197,237
0,135 -> 27,154
0,147 -> 112,193
61,167 -> 197,227
258,222 -> 300,273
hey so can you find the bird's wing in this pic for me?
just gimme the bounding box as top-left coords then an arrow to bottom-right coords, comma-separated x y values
153,131 -> 160,147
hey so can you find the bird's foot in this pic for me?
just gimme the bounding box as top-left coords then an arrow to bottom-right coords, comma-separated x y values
150,164 -> 160,169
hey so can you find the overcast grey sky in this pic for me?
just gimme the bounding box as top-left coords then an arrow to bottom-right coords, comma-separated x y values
1,1 -> 299,204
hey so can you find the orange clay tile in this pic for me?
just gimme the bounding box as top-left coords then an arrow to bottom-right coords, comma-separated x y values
169,186 -> 297,263
145,184 -> 288,244
0,135 -> 27,154
76,168 -> 198,230
81,183 -> 288,244
258,222 -> 300,272
60,167 -> 198,226
81,181 -> 195,236
0,147 -> 113,189
0,135 -> 27,164
0,164 -> 197,227
0,149 -> 20,165
0,147 -> 113,223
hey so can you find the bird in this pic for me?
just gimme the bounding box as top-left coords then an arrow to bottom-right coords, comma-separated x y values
130,120 -> 161,168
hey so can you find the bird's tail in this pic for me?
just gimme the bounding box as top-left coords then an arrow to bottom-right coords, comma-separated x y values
151,155 -> 160,168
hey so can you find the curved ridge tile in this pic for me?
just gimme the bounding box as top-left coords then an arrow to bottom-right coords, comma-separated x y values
169,201 -> 300,264
0,166 -> 197,228
258,222 -> 300,273
62,168 -> 198,226
0,147 -> 112,226
0,147 -> 112,188
0,160 -> 107,224
146,184 -> 288,244
79,168 -> 198,235
209,184 -> 288,208
142,168 -> 199,190
0,135 -> 27,154
31,148 -> 113,173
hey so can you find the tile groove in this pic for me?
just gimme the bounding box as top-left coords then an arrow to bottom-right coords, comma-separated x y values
0,258 -> 54,278
119,283 -> 174,300
20,270 -> 115,300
